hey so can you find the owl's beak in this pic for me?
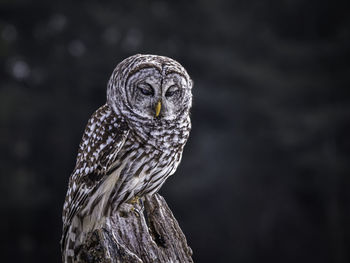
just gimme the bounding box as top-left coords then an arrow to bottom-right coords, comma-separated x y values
155,100 -> 162,117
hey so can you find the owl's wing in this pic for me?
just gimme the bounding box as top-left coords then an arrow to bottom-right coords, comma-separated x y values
61,104 -> 129,249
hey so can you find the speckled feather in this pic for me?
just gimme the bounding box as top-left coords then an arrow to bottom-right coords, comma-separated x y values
61,54 -> 192,263
61,104 -> 128,241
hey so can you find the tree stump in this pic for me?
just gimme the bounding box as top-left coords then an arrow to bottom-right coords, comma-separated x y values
75,194 -> 193,263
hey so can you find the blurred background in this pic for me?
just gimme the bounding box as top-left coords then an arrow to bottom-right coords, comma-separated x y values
1,0 -> 349,262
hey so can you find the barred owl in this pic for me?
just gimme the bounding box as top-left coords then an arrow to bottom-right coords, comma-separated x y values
61,54 -> 193,263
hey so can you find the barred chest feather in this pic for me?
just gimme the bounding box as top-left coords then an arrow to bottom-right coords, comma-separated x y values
108,115 -> 191,205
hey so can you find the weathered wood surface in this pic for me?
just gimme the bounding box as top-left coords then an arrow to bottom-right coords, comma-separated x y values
75,194 -> 193,263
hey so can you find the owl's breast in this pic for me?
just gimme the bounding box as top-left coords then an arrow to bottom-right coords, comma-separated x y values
137,144 -> 183,196
117,135 -> 183,197
106,117 -> 190,202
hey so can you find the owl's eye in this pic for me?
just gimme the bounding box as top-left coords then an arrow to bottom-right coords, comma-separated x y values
165,85 -> 180,98
138,83 -> 154,96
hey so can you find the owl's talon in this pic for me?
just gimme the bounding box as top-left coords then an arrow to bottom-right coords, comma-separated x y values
129,196 -> 143,217
131,206 -> 141,217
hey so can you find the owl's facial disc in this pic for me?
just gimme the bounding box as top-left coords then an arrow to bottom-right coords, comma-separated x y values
125,68 -> 189,121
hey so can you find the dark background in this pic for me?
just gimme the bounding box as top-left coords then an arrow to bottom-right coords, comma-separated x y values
1,0 -> 349,262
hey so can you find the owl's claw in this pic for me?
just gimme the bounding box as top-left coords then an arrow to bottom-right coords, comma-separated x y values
131,206 -> 140,217
128,196 -> 144,217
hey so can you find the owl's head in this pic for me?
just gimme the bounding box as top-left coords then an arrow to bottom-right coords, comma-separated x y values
107,54 -> 192,123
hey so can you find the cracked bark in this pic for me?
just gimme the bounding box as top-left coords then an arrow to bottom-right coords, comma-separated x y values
75,194 -> 193,263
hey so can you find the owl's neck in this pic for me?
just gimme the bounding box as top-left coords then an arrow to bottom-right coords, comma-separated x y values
108,102 -> 191,151
129,116 -> 191,151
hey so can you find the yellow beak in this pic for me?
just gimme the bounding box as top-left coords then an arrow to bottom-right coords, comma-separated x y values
155,100 -> 162,117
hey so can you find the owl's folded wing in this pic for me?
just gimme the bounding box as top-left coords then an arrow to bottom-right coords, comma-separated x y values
61,104 -> 129,250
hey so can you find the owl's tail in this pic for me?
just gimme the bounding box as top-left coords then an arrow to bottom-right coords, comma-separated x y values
61,221 -> 81,263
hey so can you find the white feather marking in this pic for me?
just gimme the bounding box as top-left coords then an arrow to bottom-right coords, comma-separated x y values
106,136 -> 113,144
81,163 -> 126,234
